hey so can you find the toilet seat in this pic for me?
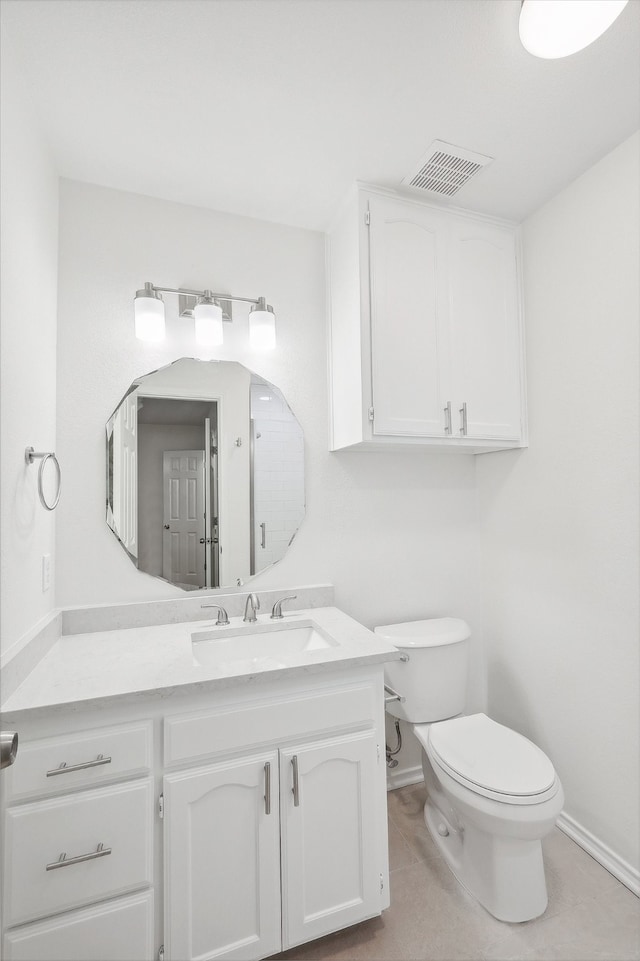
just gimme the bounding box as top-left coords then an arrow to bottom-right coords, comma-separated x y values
416,714 -> 559,805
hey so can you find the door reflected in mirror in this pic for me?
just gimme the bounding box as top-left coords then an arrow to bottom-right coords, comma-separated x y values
106,358 -> 305,591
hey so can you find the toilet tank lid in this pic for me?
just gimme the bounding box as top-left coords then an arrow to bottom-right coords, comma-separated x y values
374,617 -> 470,648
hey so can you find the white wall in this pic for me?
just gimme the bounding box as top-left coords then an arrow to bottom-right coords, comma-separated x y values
0,28 -> 59,657
477,132 -> 640,874
55,180 -> 483,700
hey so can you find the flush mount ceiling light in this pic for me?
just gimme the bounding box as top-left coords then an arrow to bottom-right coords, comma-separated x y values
134,282 -> 276,349
519,0 -> 628,59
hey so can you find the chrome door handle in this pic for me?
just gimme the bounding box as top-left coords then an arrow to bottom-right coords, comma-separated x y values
46,754 -> 111,777
264,761 -> 271,815
260,522 -> 266,549
1,732 -> 18,770
459,402 -> 468,436
46,843 -> 111,871
443,401 -> 452,435
291,755 -> 300,807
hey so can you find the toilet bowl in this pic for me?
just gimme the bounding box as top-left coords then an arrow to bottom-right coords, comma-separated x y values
375,619 -> 564,923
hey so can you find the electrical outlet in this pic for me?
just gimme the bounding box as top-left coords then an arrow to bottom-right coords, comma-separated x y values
42,554 -> 51,592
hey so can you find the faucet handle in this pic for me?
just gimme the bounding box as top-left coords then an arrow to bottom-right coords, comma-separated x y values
270,595 -> 297,619
201,604 -> 230,626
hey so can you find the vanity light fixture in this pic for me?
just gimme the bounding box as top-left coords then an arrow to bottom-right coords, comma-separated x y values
519,0 -> 629,59
134,282 -> 276,348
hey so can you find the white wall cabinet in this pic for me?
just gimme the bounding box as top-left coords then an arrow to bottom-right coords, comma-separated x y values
2,667 -> 389,961
327,185 -> 526,452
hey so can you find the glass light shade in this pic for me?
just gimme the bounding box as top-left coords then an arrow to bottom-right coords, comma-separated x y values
134,294 -> 165,341
194,301 -> 224,346
249,307 -> 276,350
519,0 -> 628,59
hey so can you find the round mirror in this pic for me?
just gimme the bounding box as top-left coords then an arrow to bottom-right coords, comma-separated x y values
106,358 -> 305,591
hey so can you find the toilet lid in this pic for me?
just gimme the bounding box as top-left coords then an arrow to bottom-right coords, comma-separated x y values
427,714 -> 556,798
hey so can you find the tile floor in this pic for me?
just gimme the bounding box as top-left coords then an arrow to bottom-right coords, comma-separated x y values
272,782 -> 640,961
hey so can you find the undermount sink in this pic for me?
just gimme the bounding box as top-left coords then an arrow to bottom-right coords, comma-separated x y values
191,619 -> 338,669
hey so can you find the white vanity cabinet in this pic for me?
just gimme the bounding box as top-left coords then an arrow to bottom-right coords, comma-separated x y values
1,721 -> 155,961
327,185 -> 526,452
162,674 -> 387,961
2,664 -> 390,961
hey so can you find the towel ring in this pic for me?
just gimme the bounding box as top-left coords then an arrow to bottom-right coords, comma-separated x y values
25,447 -> 61,511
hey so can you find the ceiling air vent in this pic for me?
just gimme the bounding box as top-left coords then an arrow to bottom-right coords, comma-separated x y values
401,140 -> 493,198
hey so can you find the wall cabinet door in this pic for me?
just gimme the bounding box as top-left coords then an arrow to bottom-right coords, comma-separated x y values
279,731 -> 380,951
163,751 -> 281,961
368,194 -> 450,438
448,220 -> 522,441
327,186 -> 526,451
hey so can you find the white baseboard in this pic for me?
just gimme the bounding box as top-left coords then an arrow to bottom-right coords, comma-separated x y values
386,765 -> 424,792
557,812 -> 639,897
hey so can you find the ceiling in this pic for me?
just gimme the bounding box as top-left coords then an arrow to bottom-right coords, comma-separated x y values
2,0 -> 639,231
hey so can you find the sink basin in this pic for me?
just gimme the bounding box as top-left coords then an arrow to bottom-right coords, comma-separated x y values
192,620 -> 338,670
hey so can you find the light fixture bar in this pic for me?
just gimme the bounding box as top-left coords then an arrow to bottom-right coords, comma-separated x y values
149,284 -> 262,307
134,281 -> 276,349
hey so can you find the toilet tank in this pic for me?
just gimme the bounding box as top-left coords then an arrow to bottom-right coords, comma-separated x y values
375,618 -> 471,723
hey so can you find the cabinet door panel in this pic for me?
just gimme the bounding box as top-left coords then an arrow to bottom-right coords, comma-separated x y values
280,732 -> 380,950
368,195 -> 450,437
449,222 -> 522,440
164,752 -> 280,961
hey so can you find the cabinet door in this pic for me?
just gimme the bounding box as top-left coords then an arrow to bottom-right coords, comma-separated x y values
280,731 -> 380,951
368,194 -> 451,437
164,752 -> 280,961
449,220 -> 523,441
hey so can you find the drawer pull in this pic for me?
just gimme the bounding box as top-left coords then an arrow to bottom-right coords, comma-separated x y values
46,754 -> 112,777
46,842 -> 112,871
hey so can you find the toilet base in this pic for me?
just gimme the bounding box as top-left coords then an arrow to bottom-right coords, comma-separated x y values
423,797 -> 549,923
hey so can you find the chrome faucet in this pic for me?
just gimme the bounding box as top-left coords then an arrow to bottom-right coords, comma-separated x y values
201,604 -> 230,626
243,593 -> 260,623
270,594 -> 297,619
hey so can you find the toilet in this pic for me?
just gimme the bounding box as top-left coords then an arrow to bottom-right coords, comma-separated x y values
375,618 -> 564,923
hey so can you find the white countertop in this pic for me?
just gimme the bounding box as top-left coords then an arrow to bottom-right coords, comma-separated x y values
2,607 -> 400,716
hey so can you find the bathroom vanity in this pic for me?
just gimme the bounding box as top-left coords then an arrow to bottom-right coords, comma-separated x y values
1,605 -> 398,961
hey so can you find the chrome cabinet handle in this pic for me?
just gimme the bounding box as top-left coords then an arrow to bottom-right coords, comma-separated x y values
46,754 -> 111,777
443,401 -> 452,435
46,843 -> 111,871
291,755 -> 300,807
264,761 -> 271,815
459,402 -> 468,436
260,522 -> 266,549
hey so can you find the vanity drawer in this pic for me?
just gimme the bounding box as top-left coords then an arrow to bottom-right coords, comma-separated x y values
3,778 -> 153,927
5,720 -> 153,800
165,682 -> 377,765
2,890 -> 154,960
